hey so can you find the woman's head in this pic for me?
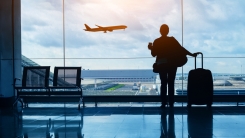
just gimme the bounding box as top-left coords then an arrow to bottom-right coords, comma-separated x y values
160,24 -> 169,36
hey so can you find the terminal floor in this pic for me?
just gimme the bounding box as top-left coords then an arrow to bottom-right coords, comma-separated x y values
1,103 -> 245,138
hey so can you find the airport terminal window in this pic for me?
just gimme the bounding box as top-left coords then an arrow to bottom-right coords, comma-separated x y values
182,0 -> 245,95
21,0 -> 245,96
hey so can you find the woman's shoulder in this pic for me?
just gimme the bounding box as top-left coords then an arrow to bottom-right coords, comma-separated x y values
153,36 -> 178,45
153,37 -> 163,45
167,36 -> 180,45
155,36 -> 176,40
154,36 -> 163,42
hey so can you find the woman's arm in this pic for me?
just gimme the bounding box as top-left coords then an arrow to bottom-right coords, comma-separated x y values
172,37 -> 198,57
182,46 -> 199,57
150,40 -> 158,57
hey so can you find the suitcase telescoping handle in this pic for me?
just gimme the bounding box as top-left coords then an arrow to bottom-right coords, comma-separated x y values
195,52 -> 203,69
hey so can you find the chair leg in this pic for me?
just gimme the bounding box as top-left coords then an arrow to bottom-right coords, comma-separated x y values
20,98 -> 24,107
13,97 -> 24,108
24,102 -> 29,108
78,97 -> 83,109
13,97 -> 20,107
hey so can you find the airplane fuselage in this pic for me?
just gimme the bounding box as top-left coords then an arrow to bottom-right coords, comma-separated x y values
84,24 -> 127,33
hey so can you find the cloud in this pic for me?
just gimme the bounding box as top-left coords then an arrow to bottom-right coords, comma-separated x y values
21,0 -> 64,47
182,1 -> 245,56
216,61 -> 226,66
21,0 -> 245,72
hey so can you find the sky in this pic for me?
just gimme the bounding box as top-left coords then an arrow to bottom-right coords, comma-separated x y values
21,0 -> 245,73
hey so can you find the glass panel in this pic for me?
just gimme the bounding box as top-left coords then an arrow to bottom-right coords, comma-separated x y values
183,0 -> 245,58
177,57 -> 245,95
21,0 -> 63,67
64,0 -> 182,95
21,0 -> 245,97
182,0 -> 245,96
67,58 -> 158,96
208,58 -> 245,95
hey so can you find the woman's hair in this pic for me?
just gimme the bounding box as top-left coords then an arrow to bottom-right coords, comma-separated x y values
160,24 -> 169,36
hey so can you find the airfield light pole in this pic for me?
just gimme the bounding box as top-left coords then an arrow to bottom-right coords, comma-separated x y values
241,65 -> 243,76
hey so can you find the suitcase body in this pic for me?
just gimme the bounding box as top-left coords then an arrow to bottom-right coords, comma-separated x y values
187,53 -> 213,107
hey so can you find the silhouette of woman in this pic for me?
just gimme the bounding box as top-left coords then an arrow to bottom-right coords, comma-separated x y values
148,24 -> 198,108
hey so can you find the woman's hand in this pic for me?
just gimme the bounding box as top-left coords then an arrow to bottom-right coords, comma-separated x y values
192,52 -> 201,57
148,42 -> 153,50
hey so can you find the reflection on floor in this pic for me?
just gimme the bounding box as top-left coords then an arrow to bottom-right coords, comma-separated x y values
1,103 -> 245,138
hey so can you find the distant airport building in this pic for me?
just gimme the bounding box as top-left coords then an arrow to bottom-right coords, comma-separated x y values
82,69 -> 157,82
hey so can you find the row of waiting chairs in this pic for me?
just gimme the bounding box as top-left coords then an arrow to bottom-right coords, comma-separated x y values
13,66 -> 83,109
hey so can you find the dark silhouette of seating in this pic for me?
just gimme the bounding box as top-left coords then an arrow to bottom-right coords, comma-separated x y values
13,66 -> 50,107
13,66 -> 83,109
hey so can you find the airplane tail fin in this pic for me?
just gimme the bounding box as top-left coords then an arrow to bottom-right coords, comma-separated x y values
84,24 -> 91,30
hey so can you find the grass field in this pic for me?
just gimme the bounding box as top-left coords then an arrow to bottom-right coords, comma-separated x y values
106,84 -> 125,91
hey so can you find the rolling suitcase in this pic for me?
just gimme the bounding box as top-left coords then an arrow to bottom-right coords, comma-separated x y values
187,52 -> 213,107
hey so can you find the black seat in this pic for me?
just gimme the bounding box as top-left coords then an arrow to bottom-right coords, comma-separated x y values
50,66 -> 82,91
13,66 -> 50,106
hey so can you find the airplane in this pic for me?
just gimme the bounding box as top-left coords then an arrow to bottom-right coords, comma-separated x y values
84,24 -> 127,33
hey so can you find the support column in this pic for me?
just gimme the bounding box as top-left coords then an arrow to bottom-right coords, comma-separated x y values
0,0 -> 21,98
